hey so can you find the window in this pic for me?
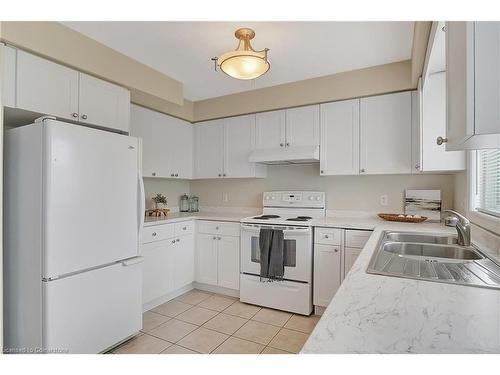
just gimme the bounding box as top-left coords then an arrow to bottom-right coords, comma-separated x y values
476,149 -> 500,217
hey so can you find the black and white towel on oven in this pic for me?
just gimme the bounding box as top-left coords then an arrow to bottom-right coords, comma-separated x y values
259,228 -> 284,281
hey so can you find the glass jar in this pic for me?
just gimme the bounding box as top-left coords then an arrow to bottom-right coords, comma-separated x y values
189,195 -> 199,212
179,193 -> 190,212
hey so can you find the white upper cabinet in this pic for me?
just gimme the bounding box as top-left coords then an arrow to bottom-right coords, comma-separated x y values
285,105 -> 320,147
320,99 -> 360,175
78,73 -> 130,133
360,91 -> 412,174
224,114 -> 266,178
255,110 -> 286,149
131,104 -> 192,179
14,49 -> 130,133
16,50 -> 79,120
193,120 -> 224,179
418,72 -> 465,171
446,21 -> 500,150
193,115 -> 266,179
255,106 -> 319,150
1,44 -> 17,108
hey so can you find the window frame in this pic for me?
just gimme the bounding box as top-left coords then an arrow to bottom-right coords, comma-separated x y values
468,150 -> 500,233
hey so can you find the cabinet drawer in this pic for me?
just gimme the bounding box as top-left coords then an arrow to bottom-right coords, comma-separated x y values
143,224 -> 175,244
197,221 -> 240,237
314,227 -> 342,245
345,230 -> 372,249
174,220 -> 194,236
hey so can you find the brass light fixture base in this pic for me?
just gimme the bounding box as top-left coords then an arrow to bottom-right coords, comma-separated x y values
234,28 -> 256,40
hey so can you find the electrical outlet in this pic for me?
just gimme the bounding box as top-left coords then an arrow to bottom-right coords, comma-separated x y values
222,192 -> 229,203
380,194 -> 388,206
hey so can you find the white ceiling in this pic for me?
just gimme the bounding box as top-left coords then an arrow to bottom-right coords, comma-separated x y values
62,21 -> 415,101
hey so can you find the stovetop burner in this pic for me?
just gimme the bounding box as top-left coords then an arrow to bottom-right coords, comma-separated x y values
286,216 -> 313,222
252,214 -> 281,220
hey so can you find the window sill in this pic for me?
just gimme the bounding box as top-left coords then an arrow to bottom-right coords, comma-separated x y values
468,210 -> 500,236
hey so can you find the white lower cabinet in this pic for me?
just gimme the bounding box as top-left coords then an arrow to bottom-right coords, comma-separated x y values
313,244 -> 341,307
141,221 -> 195,306
313,227 -> 372,308
196,221 -> 240,290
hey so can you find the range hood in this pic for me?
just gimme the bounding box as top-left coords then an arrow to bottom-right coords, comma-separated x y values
248,145 -> 320,165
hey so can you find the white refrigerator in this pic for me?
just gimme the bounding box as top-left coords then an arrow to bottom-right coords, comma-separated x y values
4,118 -> 145,353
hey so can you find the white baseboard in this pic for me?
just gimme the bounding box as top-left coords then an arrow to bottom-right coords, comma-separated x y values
314,305 -> 326,315
142,283 -> 194,312
193,282 -> 240,298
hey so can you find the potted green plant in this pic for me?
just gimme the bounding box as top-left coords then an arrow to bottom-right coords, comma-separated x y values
152,193 -> 168,209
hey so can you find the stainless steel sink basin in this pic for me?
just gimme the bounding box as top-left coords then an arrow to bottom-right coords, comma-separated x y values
367,231 -> 500,289
384,232 -> 458,245
382,242 -> 482,260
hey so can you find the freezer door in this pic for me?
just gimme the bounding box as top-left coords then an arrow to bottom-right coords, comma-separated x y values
43,258 -> 143,353
43,121 -> 139,277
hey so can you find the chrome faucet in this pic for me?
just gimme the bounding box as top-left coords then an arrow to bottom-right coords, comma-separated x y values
444,210 -> 471,247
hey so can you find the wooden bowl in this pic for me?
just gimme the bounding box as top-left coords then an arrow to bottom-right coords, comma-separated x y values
378,213 -> 428,223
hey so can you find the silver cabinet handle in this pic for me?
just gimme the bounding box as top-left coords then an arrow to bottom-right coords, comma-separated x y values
152,172 -> 156,176
360,169 -> 365,173
415,163 -> 420,170
171,239 -> 176,244
280,143 -> 284,147
334,248 -> 339,253
324,234 -> 329,238
218,174 -> 222,177
436,136 -> 448,145
72,113 -> 78,118
320,170 -> 324,174
170,173 -> 174,177
152,232 -> 157,236
182,226 -> 187,230
81,114 -> 88,120
215,226 -> 219,230
217,237 -> 221,240
223,173 -> 226,177
175,173 -> 178,177
213,236 -> 217,240
286,142 -> 290,147
176,238 -> 180,242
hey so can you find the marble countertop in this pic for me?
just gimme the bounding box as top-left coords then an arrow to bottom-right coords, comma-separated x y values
301,222 -> 500,354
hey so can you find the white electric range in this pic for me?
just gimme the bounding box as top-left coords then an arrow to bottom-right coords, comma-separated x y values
239,191 -> 326,315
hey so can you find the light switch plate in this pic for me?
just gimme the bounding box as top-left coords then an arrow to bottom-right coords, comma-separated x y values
380,194 -> 388,206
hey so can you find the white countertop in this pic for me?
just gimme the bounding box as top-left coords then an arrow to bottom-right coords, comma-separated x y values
301,221 -> 500,354
144,211 -> 248,226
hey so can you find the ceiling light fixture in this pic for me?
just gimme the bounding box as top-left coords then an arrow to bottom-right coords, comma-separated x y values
211,28 -> 270,80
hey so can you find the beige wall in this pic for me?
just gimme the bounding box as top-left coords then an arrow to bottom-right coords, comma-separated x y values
143,178 -> 190,211
190,164 -> 456,213
194,60 -> 413,122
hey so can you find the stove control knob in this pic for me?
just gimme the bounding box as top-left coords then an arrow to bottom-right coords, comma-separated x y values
309,196 -> 314,200
315,197 -> 321,201
271,196 -> 275,200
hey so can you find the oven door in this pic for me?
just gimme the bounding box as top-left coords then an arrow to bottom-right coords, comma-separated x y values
240,224 -> 312,283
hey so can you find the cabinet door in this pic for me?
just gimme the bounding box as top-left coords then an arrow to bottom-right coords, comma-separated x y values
142,240 -> 174,304
1,45 -> 16,108
474,22 -> 500,137
422,72 -> 465,171
196,233 -> 218,285
78,73 -> 130,133
320,99 -> 360,175
217,236 -> 240,290
193,120 -> 224,178
167,116 -> 193,179
173,235 -> 195,289
16,50 -> 79,120
255,110 -> 286,149
224,114 -> 258,178
360,92 -> 412,174
313,244 -> 341,307
286,105 -> 319,147
344,247 -> 362,279
130,104 -> 170,178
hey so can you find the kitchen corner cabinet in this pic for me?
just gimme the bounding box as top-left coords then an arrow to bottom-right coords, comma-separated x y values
320,99 -> 360,175
15,50 -> 130,133
196,221 -> 240,290
130,104 -> 193,179
445,22 -> 500,150
415,73 -> 465,172
193,115 -> 266,179
255,105 -> 319,150
360,91 -> 412,174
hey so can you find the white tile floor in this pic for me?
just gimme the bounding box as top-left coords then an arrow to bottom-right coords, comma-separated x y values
112,289 -> 320,354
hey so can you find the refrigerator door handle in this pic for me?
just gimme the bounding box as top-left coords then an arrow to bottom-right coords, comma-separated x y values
138,173 -> 145,238
121,256 -> 144,267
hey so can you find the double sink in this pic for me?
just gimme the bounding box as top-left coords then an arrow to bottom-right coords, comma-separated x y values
367,231 -> 500,289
